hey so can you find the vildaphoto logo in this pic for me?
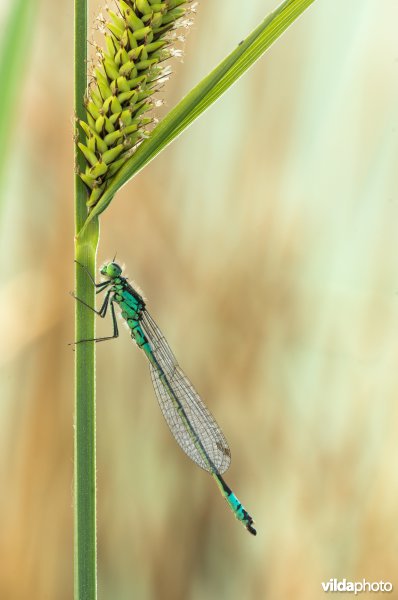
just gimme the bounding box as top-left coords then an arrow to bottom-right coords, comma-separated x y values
321,579 -> 393,594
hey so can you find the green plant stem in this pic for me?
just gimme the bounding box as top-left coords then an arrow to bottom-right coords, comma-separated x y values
74,0 -> 99,598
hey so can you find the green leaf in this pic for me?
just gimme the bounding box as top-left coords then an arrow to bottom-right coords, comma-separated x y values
80,0 -> 316,233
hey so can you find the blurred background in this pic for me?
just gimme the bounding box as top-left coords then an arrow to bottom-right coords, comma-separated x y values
0,0 -> 397,598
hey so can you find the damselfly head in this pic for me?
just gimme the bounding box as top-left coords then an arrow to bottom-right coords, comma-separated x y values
101,262 -> 122,279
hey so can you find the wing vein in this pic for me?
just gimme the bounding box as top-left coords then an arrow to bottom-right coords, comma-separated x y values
141,310 -> 231,474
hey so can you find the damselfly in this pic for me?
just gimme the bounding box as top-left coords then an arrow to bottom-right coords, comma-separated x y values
74,261 -> 256,535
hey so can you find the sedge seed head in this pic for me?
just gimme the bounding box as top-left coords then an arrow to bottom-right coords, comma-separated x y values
78,0 -> 196,209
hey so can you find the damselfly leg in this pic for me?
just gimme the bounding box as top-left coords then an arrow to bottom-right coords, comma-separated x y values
71,260 -> 120,344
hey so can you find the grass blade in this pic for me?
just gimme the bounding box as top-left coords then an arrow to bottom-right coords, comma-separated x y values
80,0 -> 316,232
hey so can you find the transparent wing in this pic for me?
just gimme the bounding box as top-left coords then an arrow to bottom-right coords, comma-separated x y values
141,310 -> 231,474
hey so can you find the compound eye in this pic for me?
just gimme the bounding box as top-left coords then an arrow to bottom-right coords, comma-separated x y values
110,263 -> 122,276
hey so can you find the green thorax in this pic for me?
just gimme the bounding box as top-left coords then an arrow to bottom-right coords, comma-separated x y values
110,277 -> 152,353
111,277 -> 145,321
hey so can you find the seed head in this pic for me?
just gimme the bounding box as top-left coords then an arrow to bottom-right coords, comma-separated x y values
78,0 -> 194,208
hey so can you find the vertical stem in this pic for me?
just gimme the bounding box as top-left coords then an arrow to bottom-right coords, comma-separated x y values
74,223 -> 99,600
74,0 -> 99,598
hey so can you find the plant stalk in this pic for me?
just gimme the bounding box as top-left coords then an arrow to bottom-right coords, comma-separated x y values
74,0 -> 99,598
